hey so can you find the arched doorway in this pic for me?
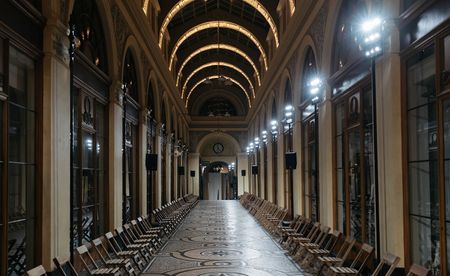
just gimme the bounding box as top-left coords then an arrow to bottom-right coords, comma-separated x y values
202,161 -> 235,200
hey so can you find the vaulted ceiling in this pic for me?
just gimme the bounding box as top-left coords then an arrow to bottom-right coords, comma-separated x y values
158,0 -> 281,117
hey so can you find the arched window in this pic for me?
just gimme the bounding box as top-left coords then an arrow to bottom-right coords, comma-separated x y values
332,0 -> 366,75
161,102 -> 167,204
69,0 -> 109,249
146,79 -> 157,213
301,47 -> 319,222
301,47 -> 317,103
271,98 -> 278,204
123,49 -> 138,101
70,0 -> 108,73
331,0 -> 376,250
122,48 -> 139,224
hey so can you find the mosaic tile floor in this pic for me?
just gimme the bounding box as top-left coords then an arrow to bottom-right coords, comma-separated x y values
143,200 -> 305,275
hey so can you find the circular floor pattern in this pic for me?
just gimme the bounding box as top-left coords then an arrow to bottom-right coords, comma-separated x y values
170,247 -> 261,261
182,235 -> 239,243
185,226 -> 235,232
160,266 -> 282,276
199,260 -> 248,267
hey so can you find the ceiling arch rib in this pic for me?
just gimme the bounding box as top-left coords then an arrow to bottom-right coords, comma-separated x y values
168,21 -> 268,71
185,75 -> 251,108
181,61 -> 255,99
159,0 -> 279,49
176,44 -> 261,87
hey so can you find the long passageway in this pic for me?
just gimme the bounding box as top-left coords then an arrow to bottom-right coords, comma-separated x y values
143,200 -> 304,275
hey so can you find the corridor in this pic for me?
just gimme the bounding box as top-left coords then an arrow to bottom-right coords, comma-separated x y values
143,201 -> 304,275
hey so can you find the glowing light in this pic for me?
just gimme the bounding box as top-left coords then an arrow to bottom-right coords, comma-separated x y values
142,0 -> 149,14
185,75 -> 251,108
288,0 -> 295,15
169,21 -> 268,71
361,17 -> 382,33
176,44 -> 261,88
181,62 -> 255,98
159,0 -> 279,48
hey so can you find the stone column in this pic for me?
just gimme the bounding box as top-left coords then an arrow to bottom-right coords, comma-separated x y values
40,12 -> 71,269
267,140 -> 274,201
277,133 -> 286,207
237,153 -> 249,195
376,2 -> 405,264
154,123 -> 163,208
188,152 -> 200,195
109,82 -> 124,229
139,110 -> 149,215
318,93 -> 334,227
292,118 -> 303,216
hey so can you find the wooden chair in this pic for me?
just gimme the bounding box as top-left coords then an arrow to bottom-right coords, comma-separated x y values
328,243 -> 374,275
76,245 -> 121,275
317,236 -> 356,274
91,238 -> 131,268
25,265 -> 47,276
407,264 -> 431,276
104,232 -> 147,270
53,256 -> 78,276
371,252 -> 400,276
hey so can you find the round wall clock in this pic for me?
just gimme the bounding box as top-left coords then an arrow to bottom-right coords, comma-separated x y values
213,143 -> 224,154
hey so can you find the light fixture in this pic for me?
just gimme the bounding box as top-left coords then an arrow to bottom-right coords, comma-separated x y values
262,130 -> 268,144
308,77 -> 323,104
360,17 -> 384,58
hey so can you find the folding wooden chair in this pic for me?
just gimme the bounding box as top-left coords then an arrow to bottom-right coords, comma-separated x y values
371,252 -> 400,276
53,256 -> 79,276
104,232 -> 147,270
25,265 -> 47,276
91,238 -> 131,268
317,236 -> 356,274
75,245 -> 121,275
407,264 -> 431,276
328,243 -> 374,275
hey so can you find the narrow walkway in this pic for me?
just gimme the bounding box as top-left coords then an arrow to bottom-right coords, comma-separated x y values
143,200 -> 304,275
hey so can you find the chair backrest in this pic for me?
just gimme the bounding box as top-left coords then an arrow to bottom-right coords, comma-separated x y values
349,243 -> 374,273
407,264 -> 431,276
91,238 -> 113,263
335,236 -> 356,266
76,245 -> 98,273
323,230 -> 342,252
25,265 -> 47,276
53,256 -> 78,276
371,252 -> 400,276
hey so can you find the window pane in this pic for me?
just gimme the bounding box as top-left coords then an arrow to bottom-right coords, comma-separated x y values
408,104 -> 437,162
407,47 -> 435,110
348,128 -> 361,241
443,100 -> 450,222
9,47 -> 35,110
81,169 -> 94,205
444,35 -> 450,71
9,105 -> 35,163
95,102 -> 105,137
409,161 -> 439,218
410,215 -> 440,274
82,132 -> 94,169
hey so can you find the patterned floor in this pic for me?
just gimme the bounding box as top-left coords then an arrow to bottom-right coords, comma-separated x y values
143,200 -> 305,275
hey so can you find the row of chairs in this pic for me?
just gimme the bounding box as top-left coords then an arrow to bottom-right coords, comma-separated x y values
25,194 -> 199,276
240,193 -> 431,276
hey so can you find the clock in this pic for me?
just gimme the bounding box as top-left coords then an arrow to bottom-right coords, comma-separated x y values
213,143 -> 224,154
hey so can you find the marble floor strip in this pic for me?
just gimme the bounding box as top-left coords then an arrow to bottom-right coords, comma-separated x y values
143,200 -> 305,276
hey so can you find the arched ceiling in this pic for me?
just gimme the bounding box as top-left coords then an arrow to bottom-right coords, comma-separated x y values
157,0 -> 283,117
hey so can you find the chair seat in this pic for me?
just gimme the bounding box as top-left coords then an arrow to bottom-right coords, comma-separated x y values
308,248 -> 329,255
318,256 -> 343,264
330,266 -> 358,274
105,258 -> 127,265
299,242 -> 319,248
